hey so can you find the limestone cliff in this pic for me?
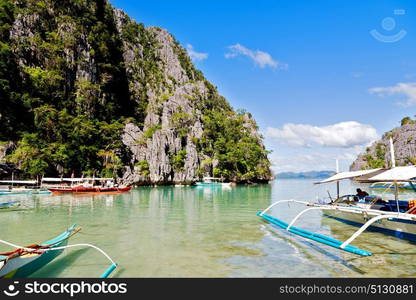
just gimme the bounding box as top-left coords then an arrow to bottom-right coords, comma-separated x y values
350,123 -> 416,171
0,0 -> 271,184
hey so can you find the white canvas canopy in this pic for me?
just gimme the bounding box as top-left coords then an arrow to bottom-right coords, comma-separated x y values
316,166 -> 416,184
315,169 -> 383,184
0,180 -> 37,185
42,177 -> 113,182
367,166 -> 416,182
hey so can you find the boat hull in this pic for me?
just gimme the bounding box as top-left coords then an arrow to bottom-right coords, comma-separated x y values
0,225 -> 76,278
324,209 -> 416,241
0,189 -> 51,196
195,182 -> 231,187
48,186 -> 132,194
0,200 -> 20,210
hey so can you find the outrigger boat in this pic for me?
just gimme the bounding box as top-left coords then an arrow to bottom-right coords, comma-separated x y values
195,177 -> 232,187
258,138 -> 416,257
369,181 -> 415,191
0,180 -> 51,196
0,200 -> 20,211
0,225 -> 118,278
42,177 -> 132,194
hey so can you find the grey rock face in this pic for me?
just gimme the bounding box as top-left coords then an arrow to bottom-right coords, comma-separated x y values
6,0 -> 271,185
114,10 -> 270,186
115,23 -> 269,185
0,142 -> 15,163
0,143 -> 19,179
120,82 -> 207,185
350,124 -> 416,171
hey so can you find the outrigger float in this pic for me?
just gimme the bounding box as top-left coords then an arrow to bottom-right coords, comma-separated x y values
0,225 -> 117,278
195,177 -> 232,188
258,138 -> 416,257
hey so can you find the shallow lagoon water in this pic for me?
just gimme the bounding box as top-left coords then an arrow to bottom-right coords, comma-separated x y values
1,179 -> 416,277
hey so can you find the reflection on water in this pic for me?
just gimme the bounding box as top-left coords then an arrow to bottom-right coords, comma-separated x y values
0,180 -> 415,277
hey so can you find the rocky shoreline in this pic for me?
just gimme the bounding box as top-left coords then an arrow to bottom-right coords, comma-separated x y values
350,123 -> 416,171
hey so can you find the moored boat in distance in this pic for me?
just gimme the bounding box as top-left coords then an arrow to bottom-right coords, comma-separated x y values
42,177 -> 131,194
0,180 -> 51,196
0,200 -> 20,211
195,177 -> 232,187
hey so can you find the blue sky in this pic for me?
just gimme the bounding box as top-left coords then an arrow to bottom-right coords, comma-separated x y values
110,0 -> 416,173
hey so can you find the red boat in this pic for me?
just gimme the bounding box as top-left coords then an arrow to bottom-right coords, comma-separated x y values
42,177 -> 132,194
48,186 -> 132,193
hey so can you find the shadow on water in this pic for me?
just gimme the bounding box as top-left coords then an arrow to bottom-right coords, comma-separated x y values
322,214 -> 416,251
267,223 -> 367,276
304,242 -> 367,275
29,248 -> 89,278
363,252 -> 416,256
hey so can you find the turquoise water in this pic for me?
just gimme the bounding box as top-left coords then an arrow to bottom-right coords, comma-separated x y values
1,180 -> 416,277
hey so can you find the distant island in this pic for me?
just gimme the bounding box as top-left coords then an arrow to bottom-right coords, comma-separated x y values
275,170 -> 335,179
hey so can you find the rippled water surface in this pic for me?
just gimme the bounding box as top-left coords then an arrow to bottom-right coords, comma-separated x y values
1,180 -> 416,277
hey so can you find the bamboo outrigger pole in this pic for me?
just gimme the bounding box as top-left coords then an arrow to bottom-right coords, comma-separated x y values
336,159 -> 340,199
390,137 -> 400,213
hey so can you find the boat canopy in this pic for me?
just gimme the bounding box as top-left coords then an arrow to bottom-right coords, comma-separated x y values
366,166 -> 416,182
315,169 -> 383,184
42,177 -> 113,182
0,180 -> 37,185
316,166 -> 416,184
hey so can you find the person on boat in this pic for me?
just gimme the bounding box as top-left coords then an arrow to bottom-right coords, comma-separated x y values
355,188 -> 369,200
106,180 -> 114,188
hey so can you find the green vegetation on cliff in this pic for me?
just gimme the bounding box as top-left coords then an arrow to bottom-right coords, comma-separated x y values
0,0 -> 271,183
0,0 -> 136,177
350,116 -> 416,171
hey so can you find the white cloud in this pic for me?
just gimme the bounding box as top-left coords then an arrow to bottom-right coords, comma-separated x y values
186,44 -> 208,62
225,43 -> 287,69
270,154 -> 337,173
265,121 -> 378,148
270,148 -> 365,173
369,82 -> 416,106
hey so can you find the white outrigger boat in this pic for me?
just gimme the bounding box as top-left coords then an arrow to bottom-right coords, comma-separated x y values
0,180 -> 51,196
258,139 -> 416,257
195,177 -> 232,187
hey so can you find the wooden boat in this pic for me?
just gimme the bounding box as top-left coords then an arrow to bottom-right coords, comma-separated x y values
48,186 -> 132,193
0,225 -> 79,278
258,138 -> 416,257
195,177 -> 232,187
0,190 -> 51,196
0,200 -> 20,210
42,177 -> 131,194
0,180 -> 51,196
0,225 -> 118,278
